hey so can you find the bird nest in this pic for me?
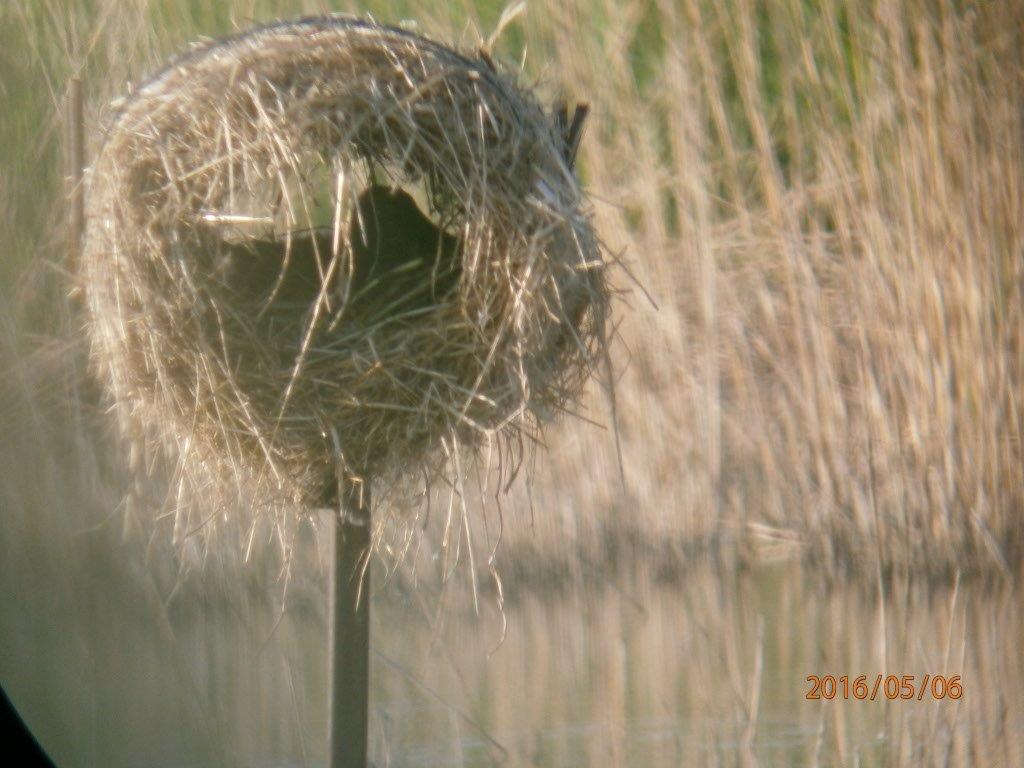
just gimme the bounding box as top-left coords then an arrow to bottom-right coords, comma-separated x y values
82,15 -> 608,514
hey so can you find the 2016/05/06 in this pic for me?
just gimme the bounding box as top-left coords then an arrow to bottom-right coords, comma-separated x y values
805,674 -> 963,701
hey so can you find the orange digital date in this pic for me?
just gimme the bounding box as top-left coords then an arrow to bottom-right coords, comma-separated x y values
805,674 -> 963,701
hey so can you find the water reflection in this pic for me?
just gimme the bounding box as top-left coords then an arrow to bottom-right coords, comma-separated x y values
375,562 -> 1020,767
1,497 -> 1019,768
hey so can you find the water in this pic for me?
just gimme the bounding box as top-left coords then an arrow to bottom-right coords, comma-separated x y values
1,495 -> 1019,768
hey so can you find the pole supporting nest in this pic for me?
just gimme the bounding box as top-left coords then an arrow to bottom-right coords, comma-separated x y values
327,476 -> 371,768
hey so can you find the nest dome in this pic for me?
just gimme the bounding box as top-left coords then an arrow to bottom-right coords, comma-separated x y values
82,15 -> 607,508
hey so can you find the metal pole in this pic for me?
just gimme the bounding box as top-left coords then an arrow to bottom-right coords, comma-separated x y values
66,76 -> 85,266
327,477 -> 371,768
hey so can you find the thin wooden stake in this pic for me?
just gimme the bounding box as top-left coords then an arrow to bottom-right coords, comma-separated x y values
65,77 -> 85,266
327,477 -> 371,768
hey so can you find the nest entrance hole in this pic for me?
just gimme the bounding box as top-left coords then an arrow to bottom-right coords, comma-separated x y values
197,160 -> 467,326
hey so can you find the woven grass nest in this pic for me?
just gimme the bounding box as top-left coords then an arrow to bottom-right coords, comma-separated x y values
82,15 -> 608,513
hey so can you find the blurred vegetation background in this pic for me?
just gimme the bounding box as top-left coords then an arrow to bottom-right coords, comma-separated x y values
1,0 -> 1022,766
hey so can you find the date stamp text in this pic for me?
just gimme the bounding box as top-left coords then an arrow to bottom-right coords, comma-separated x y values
805,674 -> 963,701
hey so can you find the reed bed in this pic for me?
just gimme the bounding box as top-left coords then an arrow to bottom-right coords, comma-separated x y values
3,0 -> 1022,578
486,0 -> 1024,579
